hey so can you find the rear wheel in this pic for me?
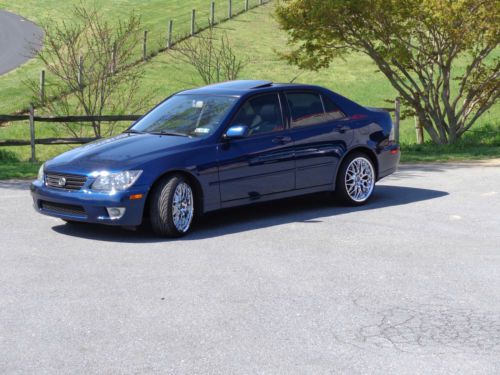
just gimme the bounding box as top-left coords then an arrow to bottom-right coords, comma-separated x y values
335,152 -> 375,205
150,175 -> 195,237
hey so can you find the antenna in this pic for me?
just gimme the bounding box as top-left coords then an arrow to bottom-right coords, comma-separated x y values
289,72 -> 303,83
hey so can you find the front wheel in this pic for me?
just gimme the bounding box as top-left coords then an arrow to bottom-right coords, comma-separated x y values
150,175 -> 195,237
335,153 -> 375,206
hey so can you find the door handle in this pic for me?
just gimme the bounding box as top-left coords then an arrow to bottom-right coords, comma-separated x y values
272,135 -> 292,144
336,125 -> 350,133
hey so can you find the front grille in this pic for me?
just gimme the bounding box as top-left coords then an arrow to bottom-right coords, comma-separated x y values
45,173 -> 87,190
40,201 -> 86,216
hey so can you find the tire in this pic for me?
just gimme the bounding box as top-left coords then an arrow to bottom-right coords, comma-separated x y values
335,152 -> 376,206
149,174 -> 195,237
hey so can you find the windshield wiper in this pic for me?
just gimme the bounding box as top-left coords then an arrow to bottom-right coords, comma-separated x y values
149,130 -> 189,137
123,129 -> 145,134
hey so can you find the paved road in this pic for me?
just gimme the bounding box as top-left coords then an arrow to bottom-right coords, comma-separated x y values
1,161 -> 499,374
0,10 -> 43,75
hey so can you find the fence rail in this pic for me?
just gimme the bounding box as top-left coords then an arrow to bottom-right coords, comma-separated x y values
0,98 -> 402,162
0,137 -> 98,146
0,115 -> 141,123
0,104 -> 144,161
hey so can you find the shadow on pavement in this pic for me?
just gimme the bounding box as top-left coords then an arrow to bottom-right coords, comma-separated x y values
51,185 -> 448,243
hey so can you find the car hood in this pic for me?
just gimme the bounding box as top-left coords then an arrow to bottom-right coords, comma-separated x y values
45,133 -> 198,174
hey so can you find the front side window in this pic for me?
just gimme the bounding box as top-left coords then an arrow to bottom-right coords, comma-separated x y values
229,93 -> 284,136
131,94 -> 237,137
286,92 -> 343,127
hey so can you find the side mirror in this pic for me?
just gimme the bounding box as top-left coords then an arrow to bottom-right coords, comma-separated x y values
224,125 -> 249,140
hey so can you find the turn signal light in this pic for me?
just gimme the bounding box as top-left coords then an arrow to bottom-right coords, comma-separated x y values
129,194 -> 143,200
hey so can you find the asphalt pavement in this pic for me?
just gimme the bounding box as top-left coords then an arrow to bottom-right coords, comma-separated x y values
0,161 -> 499,374
0,10 -> 43,75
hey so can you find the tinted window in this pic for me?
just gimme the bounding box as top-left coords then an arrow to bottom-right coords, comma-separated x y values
286,92 -> 343,127
322,95 -> 345,121
230,94 -> 284,136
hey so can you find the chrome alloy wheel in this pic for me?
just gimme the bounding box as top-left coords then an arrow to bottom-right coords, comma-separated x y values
172,182 -> 194,232
345,157 -> 375,202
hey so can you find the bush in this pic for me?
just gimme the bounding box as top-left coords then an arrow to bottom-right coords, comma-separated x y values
0,149 -> 20,162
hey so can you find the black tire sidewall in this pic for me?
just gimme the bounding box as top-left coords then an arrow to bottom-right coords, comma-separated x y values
150,175 -> 194,237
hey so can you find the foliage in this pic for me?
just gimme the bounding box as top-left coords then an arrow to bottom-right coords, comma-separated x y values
0,149 -> 19,162
25,4 -> 155,138
173,23 -> 247,84
276,0 -> 500,144
0,149 -> 40,179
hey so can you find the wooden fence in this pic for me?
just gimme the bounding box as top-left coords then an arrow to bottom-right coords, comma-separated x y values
0,98 -> 401,162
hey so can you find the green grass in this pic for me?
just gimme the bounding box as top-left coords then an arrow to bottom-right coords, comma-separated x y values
0,149 -> 40,179
401,144 -> 500,163
400,124 -> 500,162
0,1 -> 499,178
0,0 -> 265,114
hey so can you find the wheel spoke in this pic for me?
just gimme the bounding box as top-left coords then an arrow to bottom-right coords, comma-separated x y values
344,157 -> 374,203
172,182 -> 194,232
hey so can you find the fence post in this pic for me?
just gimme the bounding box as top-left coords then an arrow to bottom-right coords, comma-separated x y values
245,0 -> 249,11
29,104 -> 36,162
415,116 -> 424,144
210,2 -> 215,25
228,0 -> 232,18
167,20 -> 173,48
39,70 -> 45,105
394,97 -> 400,143
78,55 -> 83,88
143,30 -> 148,61
191,9 -> 196,36
259,0 -> 263,5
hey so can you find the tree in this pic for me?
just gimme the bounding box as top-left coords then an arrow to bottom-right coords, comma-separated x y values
276,0 -> 499,144
173,23 -> 247,85
27,5 -> 154,138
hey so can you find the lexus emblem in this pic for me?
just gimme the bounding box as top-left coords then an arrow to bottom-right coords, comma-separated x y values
57,177 -> 66,187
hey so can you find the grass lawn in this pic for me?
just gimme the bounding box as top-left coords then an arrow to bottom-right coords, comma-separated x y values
0,0 -> 265,114
0,161 -> 40,180
0,150 -> 40,179
0,1 -> 498,178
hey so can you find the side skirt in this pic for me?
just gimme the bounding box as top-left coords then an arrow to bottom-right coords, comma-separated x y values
206,184 -> 333,212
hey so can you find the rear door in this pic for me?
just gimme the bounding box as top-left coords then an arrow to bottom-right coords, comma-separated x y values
217,93 -> 295,202
284,91 -> 352,189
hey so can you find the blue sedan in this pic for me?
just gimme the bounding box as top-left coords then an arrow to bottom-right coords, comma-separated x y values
31,80 -> 400,237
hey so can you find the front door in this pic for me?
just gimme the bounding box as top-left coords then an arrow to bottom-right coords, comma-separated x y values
217,93 -> 295,202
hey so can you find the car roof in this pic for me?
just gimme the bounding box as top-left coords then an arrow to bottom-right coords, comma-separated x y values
178,80 -> 328,96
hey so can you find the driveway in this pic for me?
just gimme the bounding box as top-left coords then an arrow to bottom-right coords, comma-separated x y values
0,161 -> 499,374
0,10 -> 43,75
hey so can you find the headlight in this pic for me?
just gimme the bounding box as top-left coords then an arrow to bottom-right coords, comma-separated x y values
37,163 -> 45,182
91,170 -> 142,192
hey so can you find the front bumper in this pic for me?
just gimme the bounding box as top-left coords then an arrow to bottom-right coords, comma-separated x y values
30,180 -> 149,226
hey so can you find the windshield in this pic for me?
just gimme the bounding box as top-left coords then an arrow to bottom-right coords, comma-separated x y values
130,94 -> 237,137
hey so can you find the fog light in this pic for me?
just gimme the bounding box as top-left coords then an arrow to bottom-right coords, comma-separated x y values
106,207 -> 126,220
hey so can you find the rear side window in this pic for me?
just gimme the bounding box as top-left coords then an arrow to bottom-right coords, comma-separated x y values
322,95 -> 345,121
285,92 -> 344,127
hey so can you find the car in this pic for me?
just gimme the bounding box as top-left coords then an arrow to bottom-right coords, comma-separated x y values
31,80 -> 400,237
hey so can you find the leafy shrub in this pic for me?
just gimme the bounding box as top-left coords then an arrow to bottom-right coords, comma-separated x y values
0,149 -> 19,162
